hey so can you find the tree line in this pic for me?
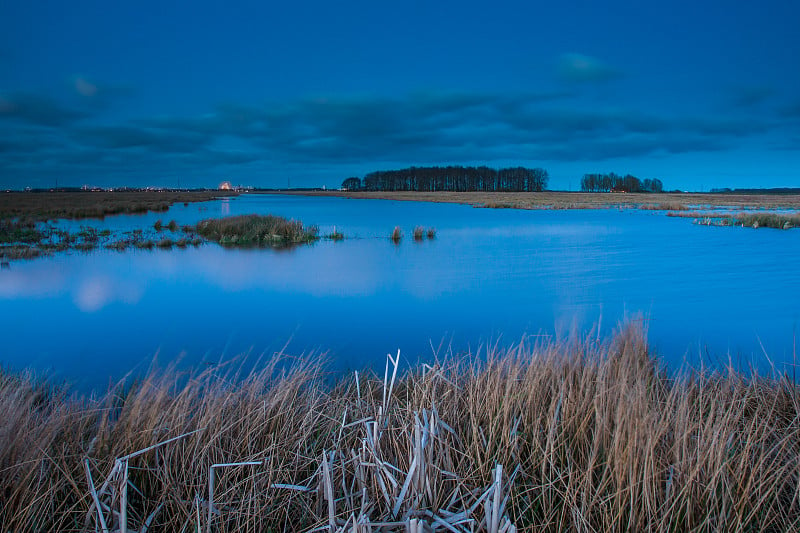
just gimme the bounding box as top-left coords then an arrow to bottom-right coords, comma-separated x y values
342,166 -> 549,192
580,173 -> 663,193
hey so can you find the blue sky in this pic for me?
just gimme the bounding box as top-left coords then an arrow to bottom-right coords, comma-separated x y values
1,0 -> 799,190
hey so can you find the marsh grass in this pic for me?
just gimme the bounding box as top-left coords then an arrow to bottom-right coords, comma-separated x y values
195,214 -> 319,247
668,211 -> 800,229
735,212 -> 800,229
412,226 -> 436,241
0,245 -> 42,260
325,229 -> 345,241
0,219 -> 45,244
391,226 -> 402,243
1,323 -> 798,532
639,202 -> 688,211
104,240 -> 129,251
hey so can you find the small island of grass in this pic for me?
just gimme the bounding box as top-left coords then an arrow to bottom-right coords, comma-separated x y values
194,214 -> 320,247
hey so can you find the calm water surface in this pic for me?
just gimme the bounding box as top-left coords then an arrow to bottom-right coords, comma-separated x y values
2,194 -> 798,389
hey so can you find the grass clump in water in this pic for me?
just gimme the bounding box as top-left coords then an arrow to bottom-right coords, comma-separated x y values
426,227 -> 436,239
390,226 -> 402,243
195,214 -> 319,247
412,226 -> 425,241
325,228 -> 344,241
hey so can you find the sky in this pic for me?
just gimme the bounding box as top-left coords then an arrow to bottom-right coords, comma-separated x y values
1,0 -> 799,191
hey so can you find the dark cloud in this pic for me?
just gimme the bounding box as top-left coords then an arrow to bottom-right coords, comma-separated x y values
556,53 -> 622,83
75,125 -> 213,152
730,86 -> 774,109
778,102 -> 800,119
679,117 -> 765,137
0,92 -> 87,126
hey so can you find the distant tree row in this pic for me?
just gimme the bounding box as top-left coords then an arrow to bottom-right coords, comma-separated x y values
342,166 -> 549,193
580,173 -> 663,193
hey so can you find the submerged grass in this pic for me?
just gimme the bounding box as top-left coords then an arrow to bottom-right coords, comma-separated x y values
1,323 -> 799,532
195,214 -> 319,247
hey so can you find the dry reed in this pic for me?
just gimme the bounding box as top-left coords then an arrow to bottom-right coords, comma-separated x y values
1,322 -> 798,532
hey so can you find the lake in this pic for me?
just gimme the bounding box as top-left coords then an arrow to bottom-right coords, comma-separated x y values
1,193 -> 798,389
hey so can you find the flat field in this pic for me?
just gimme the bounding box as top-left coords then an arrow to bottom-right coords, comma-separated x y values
275,190 -> 800,211
0,190 -> 239,221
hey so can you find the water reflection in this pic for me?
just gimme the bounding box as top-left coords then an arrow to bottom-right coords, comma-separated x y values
1,194 -> 798,389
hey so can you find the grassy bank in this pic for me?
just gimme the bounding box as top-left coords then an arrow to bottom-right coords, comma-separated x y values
1,323 -> 798,532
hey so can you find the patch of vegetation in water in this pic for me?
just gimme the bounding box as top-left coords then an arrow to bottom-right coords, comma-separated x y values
669,211 -> 800,229
390,226 -> 402,243
0,219 -> 46,244
735,212 -> 799,229
194,214 -> 320,247
325,229 -> 345,241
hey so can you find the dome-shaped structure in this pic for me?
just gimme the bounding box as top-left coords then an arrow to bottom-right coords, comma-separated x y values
218,181 -> 232,190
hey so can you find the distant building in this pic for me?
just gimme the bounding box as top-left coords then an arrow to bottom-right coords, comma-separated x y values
219,181 -> 232,190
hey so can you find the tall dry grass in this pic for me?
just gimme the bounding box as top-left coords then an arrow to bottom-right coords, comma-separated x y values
1,323 -> 798,532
